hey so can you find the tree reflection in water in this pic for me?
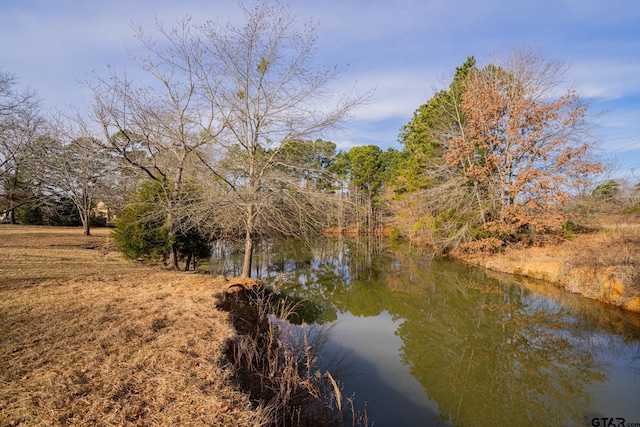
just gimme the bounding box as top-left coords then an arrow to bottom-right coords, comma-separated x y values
210,237 -> 640,426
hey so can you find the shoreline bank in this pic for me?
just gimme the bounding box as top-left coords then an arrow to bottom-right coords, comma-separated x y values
454,235 -> 640,314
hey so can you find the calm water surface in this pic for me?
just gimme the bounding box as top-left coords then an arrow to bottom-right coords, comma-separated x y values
211,237 -> 640,427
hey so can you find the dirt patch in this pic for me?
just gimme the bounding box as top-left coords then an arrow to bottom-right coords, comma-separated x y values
0,225 -> 266,426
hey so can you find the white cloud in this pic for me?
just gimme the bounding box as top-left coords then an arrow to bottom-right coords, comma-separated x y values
569,60 -> 640,100
337,67 -> 448,121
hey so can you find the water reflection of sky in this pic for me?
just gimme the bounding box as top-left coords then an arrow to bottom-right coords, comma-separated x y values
324,310 -> 448,427
322,309 -> 640,427
587,336 -> 640,421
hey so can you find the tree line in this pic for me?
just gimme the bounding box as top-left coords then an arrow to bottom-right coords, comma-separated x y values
1,2 -> 632,277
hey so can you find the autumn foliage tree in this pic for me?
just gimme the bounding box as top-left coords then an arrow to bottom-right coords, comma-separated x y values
398,49 -> 603,251
456,52 -> 602,236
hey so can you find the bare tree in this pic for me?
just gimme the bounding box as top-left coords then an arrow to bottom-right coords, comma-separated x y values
193,138 -> 342,253
88,3 -> 363,274
0,69 -> 43,223
191,2 -> 365,277
35,115 -> 115,235
88,19 -> 224,268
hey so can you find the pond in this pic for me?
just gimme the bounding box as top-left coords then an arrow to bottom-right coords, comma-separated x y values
211,237 -> 640,427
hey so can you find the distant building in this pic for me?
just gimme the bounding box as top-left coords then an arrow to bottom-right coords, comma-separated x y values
94,200 -> 116,225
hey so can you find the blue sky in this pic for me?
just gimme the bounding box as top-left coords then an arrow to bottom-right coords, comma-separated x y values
1,0 -> 639,180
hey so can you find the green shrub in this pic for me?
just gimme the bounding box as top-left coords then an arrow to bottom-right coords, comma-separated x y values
112,180 -> 212,269
112,181 -> 170,260
90,216 -> 107,227
15,205 -> 45,225
46,197 -> 82,226
175,228 -> 213,270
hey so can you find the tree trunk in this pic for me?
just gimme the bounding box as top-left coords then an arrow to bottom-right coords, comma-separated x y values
240,202 -> 255,278
185,252 -> 193,271
168,242 -> 179,270
241,230 -> 253,278
80,206 -> 91,236
368,184 -> 374,233
166,204 -> 180,269
473,181 -> 487,225
167,217 -> 179,270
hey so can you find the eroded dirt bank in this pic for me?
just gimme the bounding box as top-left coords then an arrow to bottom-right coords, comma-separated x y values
457,231 -> 640,313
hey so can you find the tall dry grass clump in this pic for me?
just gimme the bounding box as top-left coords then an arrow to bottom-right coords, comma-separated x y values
220,287 -> 366,427
568,215 -> 640,288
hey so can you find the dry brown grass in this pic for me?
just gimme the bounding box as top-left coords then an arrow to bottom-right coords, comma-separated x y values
572,214 -> 640,269
0,225 -> 265,426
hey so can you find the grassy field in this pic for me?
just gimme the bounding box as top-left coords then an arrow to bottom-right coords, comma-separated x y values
0,225 -> 264,426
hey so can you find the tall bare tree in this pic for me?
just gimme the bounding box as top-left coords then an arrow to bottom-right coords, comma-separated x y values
192,2 -> 365,277
89,3 -> 363,274
0,69 -> 42,223
88,19 -> 224,268
36,115 -> 115,236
